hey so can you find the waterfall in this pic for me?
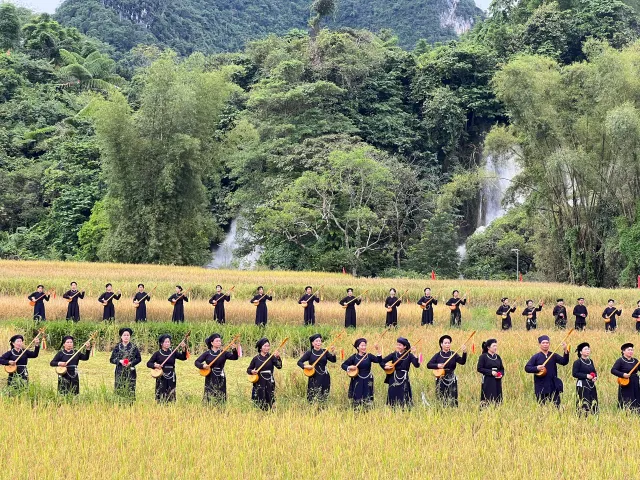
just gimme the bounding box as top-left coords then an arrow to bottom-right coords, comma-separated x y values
458,153 -> 520,262
207,218 -> 262,269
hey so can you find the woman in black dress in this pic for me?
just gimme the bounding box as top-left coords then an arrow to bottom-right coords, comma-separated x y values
247,337 -> 282,410
194,333 -> 239,404
611,342 -> 640,412
632,301 -> 640,332
133,284 -> 151,322
341,338 -> 382,409
572,342 -> 598,415
0,334 -> 40,388
63,282 -> 85,322
602,299 -> 622,332
384,288 -> 400,327
476,338 -> 504,407
109,327 -> 142,400
417,287 -> 437,326
209,285 -> 231,324
28,285 -> 49,321
251,287 -> 272,326
522,299 -> 543,331
496,298 -> 516,330
427,335 -> 467,407
50,335 -> 91,395
340,288 -> 361,328
298,286 -> 320,326
380,337 -> 420,408
147,334 -> 188,403
552,299 -> 567,329
297,334 -> 336,404
168,285 -> 188,323
445,290 -> 466,327
98,283 -> 121,322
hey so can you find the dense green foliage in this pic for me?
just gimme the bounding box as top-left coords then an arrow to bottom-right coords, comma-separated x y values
3,0 -> 640,285
54,0 -> 483,55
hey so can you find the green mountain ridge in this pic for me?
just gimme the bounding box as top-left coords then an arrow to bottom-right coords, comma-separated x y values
54,0 -> 483,54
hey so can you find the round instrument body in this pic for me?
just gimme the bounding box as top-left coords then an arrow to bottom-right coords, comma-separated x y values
383,362 -> 395,374
618,377 -> 631,386
150,368 -> 163,378
604,318 -> 611,324
29,301 -> 36,307
341,305 -> 348,309
449,305 -> 457,311
55,366 -> 68,376
133,302 -> 140,309
248,373 -> 260,383
346,367 -> 359,378
4,365 -> 17,374
432,368 -> 446,378
212,300 -> 218,306
253,301 -> 259,307
386,307 -> 393,313
303,365 -> 315,377
420,304 -> 427,310
527,315 -> 533,319
66,298 -> 73,303
300,301 -> 308,308
535,367 -> 547,377
199,367 -> 211,377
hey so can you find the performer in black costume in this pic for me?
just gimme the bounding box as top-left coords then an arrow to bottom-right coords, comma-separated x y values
339,288 -> 361,328
168,285 -> 188,323
380,337 -> 419,408
427,335 -> 467,407
209,285 -> 231,324
0,334 -> 40,388
611,343 -> 640,412
297,334 -> 336,403
476,338 -> 504,407
522,299 -> 543,331
572,342 -> 598,415
194,333 -> 239,404
133,284 -> 151,322
62,282 -> 84,322
50,335 -> 91,395
417,287 -> 438,326
147,334 -> 188,403
524,335 -> 569,407
28,285 -> 49,321
247,337 -> 282,410
341,338 -> 382,409
109,327 -> 141,400
251,287 -> 272,326
98,283 -> 121,322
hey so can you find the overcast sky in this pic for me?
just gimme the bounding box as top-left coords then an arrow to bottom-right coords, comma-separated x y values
13,0 -> 492,14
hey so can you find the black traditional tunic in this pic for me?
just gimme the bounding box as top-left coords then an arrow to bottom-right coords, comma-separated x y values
496,305 -> 516,330
146,348 -> 188,403
209,293 -> 231,324
572,357 -> 598,415
524,350 -> 569,406
298,294 -> 320,326
552,305 -> 567,328
297,348 -> 336,403
247,354 -> 282,410
0,345 -> 40,387
522,305 -> 543,330
28,291 -> 49,321
133,292 -> 150,322
109,342 -> 142,398
340,296 -> 361,328
384,296 -> 400,327
602,307 -> 622,332
477,352 -> 504,406
445,298 -> 466,327
98,292 -> 121,321
573,305 -> 588,330
63,290 -> 84,322
417,296 -> 438,325
633,308 -> 640,332
427,351 -> 467,406
341,353 -> 382,408
611,356 -> 640,411
194,347 -> 239,403
50,348 -> 90,395
251,294 -> 272,326
380,352 -> 420,408
168,293 -> 188,323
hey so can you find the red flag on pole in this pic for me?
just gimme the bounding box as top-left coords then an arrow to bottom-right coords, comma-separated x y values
637,275 -> 640,289
431,270 -> 436,280
519,273 -> 523,282
342,267 -> 346,274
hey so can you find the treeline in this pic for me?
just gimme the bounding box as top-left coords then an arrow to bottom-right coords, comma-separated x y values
1,1 -> 640,286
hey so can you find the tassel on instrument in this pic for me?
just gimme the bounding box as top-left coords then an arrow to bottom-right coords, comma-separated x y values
186,347 -> 191,360
472,343 -> 475,354
419,352 -> 424,364
42,336 -> 47,350
341,348 -> 344,360
238,344 -> 243,357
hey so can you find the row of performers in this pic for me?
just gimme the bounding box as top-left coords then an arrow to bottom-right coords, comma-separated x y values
29,283 -> 640,331
1,329 -> 639,414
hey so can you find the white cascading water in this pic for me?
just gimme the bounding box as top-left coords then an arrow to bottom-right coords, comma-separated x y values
458,153 -> 521,262
207,218 -> 262,269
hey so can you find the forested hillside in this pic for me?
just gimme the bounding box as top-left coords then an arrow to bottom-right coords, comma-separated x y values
2,0 -> 640,287
54,0 -> 483,54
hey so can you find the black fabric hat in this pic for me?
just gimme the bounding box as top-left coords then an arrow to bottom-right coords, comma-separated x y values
608,298 -> 615,303
256,337 -> 269,351
309,334 -> 322,346
556,299 -> 563,302
9,334 -> 23,346
353,338 -> 367,349
621,343 -> 634,352
158,334 -> 172,347
538,335 -> 550,343
577,297 -> 584,301
501,297 -> 508,303
119,327 -> 133,337
397,337 -> 410,350
482,338 -> 497,354
60,335 -> 74,349
526,299 -> 533,304
439,335 -> 452,346
576,342 -> 590,357
206,333 -> 221,348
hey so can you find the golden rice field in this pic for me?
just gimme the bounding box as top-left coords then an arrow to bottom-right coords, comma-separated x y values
3,260 -> 640,478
